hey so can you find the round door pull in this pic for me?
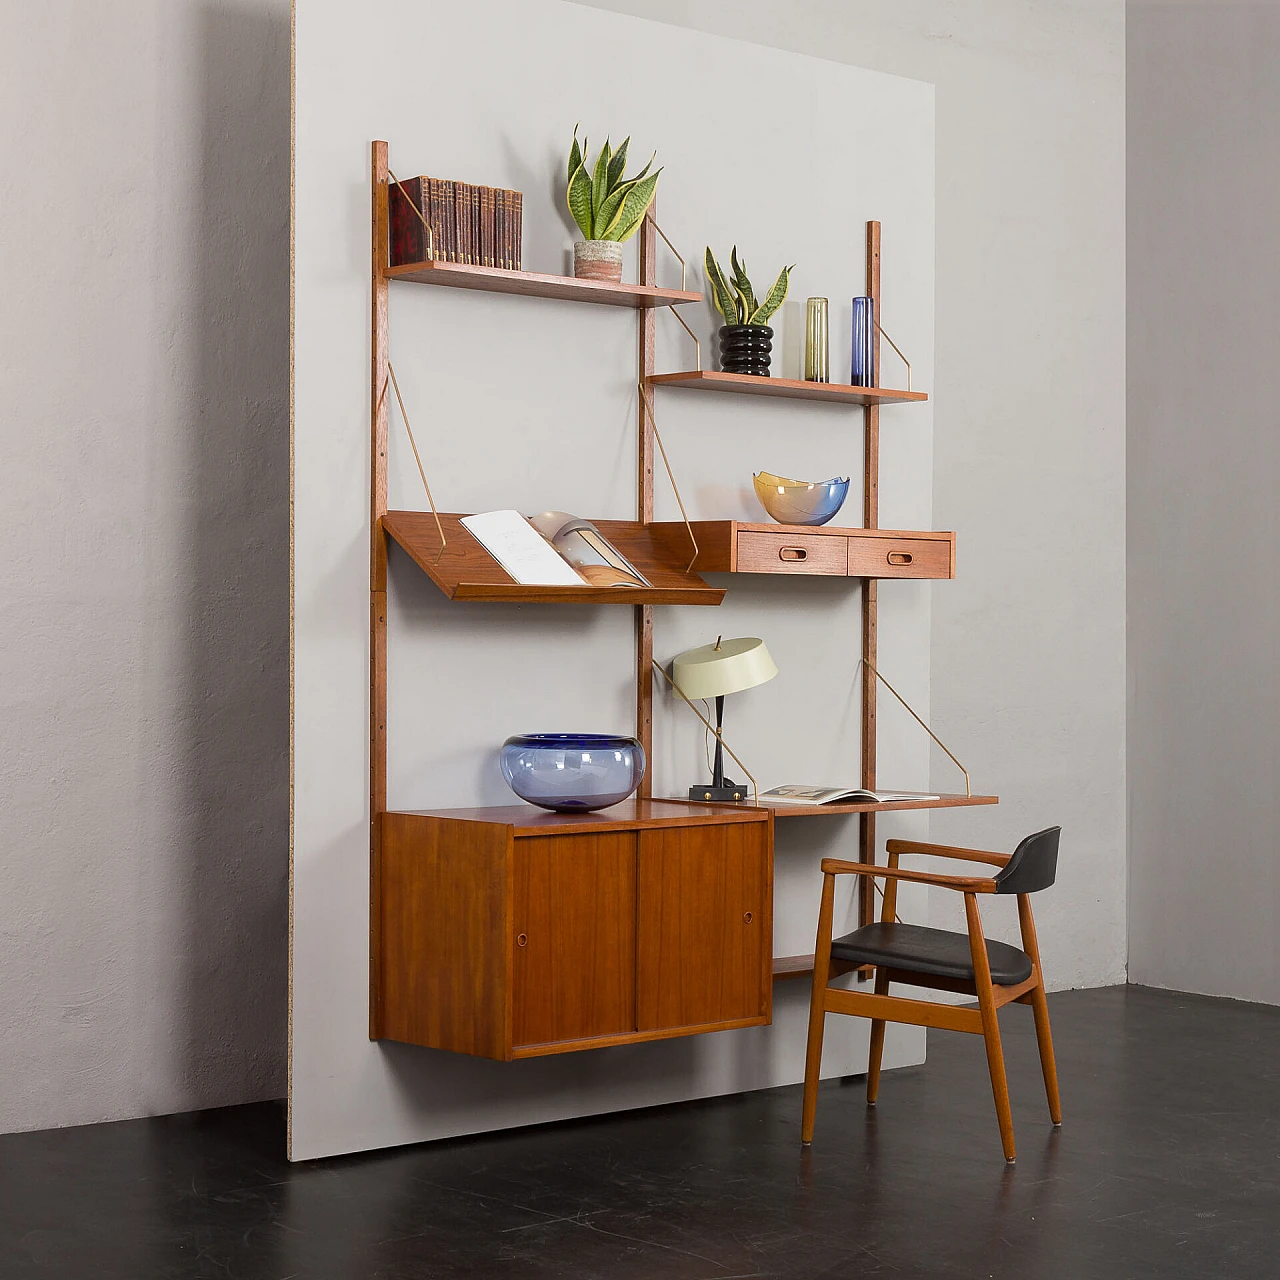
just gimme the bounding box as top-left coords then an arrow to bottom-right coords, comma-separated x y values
743,911 -> 753,923
516,933 -> 528,947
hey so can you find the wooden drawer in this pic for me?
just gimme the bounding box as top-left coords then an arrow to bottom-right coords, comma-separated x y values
736,530 -> 848,576
847,533 -> 953,579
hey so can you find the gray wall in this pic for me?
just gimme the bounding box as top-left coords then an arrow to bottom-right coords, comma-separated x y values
586,0 -> 1129,988
1127,2 -> 1280,1004
0,0 -> 291,1133
0,0 -> 1126,1136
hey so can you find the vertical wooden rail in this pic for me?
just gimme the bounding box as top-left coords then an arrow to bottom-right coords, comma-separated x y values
858,222 -> 882,932
635,213 -> 657,794
369,141 -> 391,1037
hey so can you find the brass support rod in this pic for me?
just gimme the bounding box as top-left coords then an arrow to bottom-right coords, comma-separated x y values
861,659 -> 972,798
639,382 -> 699,571
387,362 -> 447,562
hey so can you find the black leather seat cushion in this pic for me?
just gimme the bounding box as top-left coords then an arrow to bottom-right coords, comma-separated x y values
830,922 -> 1033,986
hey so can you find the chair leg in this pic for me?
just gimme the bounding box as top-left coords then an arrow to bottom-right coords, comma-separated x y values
866,968 -> 889,1105
1028,979 -> 1062,1125
965,894 -> 1016,1163
1017,895 -> 1062,1126
801,873 -> 837,1145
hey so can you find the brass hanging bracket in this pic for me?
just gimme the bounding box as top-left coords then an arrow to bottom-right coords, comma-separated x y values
860,658 -> 971,797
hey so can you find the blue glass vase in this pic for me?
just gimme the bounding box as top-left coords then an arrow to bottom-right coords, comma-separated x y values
500,733 -> 647,812
851,297 -> 875,387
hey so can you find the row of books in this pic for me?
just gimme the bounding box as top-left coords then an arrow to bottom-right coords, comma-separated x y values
389,175 -> 522,270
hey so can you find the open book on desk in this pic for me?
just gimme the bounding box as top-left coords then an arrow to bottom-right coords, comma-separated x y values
460,510 -> 651,588
759,785 -> 941,806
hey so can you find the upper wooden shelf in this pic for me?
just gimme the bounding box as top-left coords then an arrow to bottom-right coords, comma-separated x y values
647,370 -> 928,405
381,511 -> 726,605
383,259 -> 703,309
766,793 -> 997,817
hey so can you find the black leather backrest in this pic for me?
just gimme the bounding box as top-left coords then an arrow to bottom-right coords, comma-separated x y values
994,826 -> 1060,895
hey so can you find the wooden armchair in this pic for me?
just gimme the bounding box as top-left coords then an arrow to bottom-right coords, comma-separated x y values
800,827 -> 1062,1163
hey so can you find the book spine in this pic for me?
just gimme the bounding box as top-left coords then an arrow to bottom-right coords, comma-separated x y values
388,179 -> 409,267
497,189 -> 508,269
480,186 -> 494,267
511,190 -> 522,270
444,179 -> 457,262
472,184 -> 481,266
412,177 -> 428,263
455,181 -> 470,265
426,176 -> 438,260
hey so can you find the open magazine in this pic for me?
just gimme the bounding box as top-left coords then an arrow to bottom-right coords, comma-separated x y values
460,510 -> 650,588
759,785 -> 941,806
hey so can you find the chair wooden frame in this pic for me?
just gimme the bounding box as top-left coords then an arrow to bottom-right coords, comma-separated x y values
800,839 -> 1062,1162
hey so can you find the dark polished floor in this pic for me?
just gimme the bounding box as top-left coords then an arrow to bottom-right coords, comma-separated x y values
3,985 -> 1279,1279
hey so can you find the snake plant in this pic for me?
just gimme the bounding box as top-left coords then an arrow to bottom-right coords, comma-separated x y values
566,126 -> 661,243
705,246 -> 793,327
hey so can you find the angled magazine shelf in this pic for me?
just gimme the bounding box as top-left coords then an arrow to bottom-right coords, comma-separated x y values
382,511 -> 725,605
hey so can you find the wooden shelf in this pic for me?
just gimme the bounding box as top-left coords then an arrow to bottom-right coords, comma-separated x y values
392,798 -> 770,838
382,511 -> 726,605
766,793 -> 998,817
383,259 -> 702,309
773,955 -> 862,981
649,521 -> 955,580
648,370 -> 928,405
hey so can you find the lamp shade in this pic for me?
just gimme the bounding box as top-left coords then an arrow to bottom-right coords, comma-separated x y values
670,637 -> 778,700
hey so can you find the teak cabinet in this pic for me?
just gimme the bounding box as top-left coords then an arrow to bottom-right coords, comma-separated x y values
374,801 -> 773,1060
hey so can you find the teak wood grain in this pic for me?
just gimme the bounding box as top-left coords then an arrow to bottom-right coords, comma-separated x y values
383,258 -> 702,309
860,220 -> 884,930
513,833 -> 637,1048
378,813 -> 512,1059
635,212 -> 657,796
375,805 -> 773,1059
636,821 -> 772,1031
647,521 -> 956,581
381,511 -> 725,605
646,370 -> 926,405
369,143 -> 391,1037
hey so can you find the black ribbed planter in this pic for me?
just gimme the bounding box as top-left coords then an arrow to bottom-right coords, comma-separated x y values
718,324 -> 773,377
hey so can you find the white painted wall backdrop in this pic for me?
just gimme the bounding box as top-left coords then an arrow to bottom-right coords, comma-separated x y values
585,0 -> 1128,994
294,0 -> 935,1159
0,0 -> 1125,1141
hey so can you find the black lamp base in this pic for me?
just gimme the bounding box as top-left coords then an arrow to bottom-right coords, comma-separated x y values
688,780 -> 750,803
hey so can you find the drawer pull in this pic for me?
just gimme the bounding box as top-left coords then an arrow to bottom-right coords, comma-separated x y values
779,547 -> 808,562
887,551 -> 914,566
516,933 -> 528,947
743,911 -> 754,924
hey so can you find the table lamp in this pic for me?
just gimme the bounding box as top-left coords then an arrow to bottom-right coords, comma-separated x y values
671,636 -> 777,802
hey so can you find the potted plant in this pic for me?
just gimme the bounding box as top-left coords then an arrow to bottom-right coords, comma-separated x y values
566,126 -> 661,282
704,247 -> 793,376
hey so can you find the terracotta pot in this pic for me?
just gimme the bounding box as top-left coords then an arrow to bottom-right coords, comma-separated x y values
573,240 -> 624,283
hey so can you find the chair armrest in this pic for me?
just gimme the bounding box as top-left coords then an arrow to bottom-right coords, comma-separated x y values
820,858 -> 997,893
885,839 -> 1011,868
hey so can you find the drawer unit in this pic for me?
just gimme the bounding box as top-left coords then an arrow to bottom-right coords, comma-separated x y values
649,521 -> 955,580
736,530 -> 849,576
847,532 -> 954,579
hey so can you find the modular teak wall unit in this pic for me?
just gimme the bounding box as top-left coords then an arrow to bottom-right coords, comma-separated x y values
367,140 -> 995,1056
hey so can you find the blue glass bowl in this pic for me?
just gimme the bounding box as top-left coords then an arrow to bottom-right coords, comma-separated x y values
753,471 -> 850,526
500,733 -> 647,812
